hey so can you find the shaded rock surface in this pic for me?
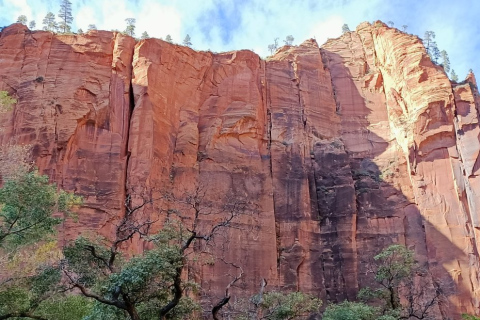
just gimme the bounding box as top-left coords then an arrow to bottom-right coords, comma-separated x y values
1,22 -> 480,318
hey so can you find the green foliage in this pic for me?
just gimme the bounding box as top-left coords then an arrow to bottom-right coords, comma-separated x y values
342,23 -> 350,34
82,298 -> 199,320
358,245 -> 439,319
373,244 -> 414,287
358,287 -> 387,302
261,291 -> 321,319
0,287 -> 31,315
124,18 -> 136,37
0,266 -> 63,318
36,295 -> 93,320
0,91 -> 17,111
463,314 -> 480,320
322,301 -> 378,320
165,34 -> 173,43
0,170 -> 82,319
141,31 -> 149,40
238,291 -> 321,320
106,245 -> 183,296
31,265 -> 62,296
0,171 -> 81,249
451,69 -> 459,82
16,15 -> 27,25
284,35 -> 294,46
58,0 -> 73,33
430,44 -> 440,63
29,20 -> 36,30
63,221 -> 200,319
83,301 -> 127,320
43,12 -> 57,32
183,34 -> 192,47
423,31 -> 438,63
88,24 -> 97,31
63,237 -> 113,286
441,50 -> 450,73
423,31 -> 435,49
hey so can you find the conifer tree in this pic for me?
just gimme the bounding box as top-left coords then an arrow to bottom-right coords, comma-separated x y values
77,28 -> 83,34
16,15 -> 27,25
402,25 -> 408,32
58,0 -> 73,33
28,20 -> 36,30
165,34 -> 173,43
124,18 -> 136,37
423,31 -> 435,56
451,69 -> 459,82
342,23 -> 350,34
284,35 -> 294,46
183,34 -> 192,46
440,50 -> 450,73
87,24 -> 96,31
42,12 -> 57,32
431,43 -> 440,63
141,31 -> 149,39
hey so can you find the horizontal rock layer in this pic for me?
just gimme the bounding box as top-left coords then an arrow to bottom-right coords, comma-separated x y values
1,22 -> 479,318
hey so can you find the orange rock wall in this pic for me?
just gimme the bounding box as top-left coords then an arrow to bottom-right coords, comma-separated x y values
1,22 -> 480,317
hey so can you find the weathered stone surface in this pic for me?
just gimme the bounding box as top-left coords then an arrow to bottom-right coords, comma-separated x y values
0,24 -> 135,241
1,21 -> 480,318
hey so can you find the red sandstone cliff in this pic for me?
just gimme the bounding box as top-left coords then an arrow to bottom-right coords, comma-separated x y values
1,21 -> 479,318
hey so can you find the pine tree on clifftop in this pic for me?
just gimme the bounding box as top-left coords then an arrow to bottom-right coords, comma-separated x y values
423,31 -> 435,58
42,12 -> 57,32
183,34 -> 192,47
451,69 -> 459,82
124,18 -> 136,37
440,50 -> 450,73
58,0 -> 73,33
16,15 -> 27,25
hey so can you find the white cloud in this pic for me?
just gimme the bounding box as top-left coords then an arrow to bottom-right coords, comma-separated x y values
309,15 -> 344,46
134,1 -> 182,40
1,0 -> 32,23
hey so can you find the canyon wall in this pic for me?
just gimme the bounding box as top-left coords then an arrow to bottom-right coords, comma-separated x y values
1,21 -> 479,318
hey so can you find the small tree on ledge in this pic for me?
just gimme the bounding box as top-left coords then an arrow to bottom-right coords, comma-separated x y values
182,34 -> 192,47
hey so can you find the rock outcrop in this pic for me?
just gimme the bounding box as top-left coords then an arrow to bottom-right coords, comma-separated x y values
1,21 -> 479,318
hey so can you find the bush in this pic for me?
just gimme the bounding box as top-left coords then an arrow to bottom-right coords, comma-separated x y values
323,301 -> 378,320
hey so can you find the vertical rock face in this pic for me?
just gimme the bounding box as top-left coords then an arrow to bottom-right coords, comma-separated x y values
1,21 -> 480,318
0,24 -> 135,240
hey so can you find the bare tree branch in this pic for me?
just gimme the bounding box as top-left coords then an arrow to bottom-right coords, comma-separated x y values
212,262 -> 244,320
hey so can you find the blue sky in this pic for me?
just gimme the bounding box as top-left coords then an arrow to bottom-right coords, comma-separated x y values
0,0 -> 478,78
